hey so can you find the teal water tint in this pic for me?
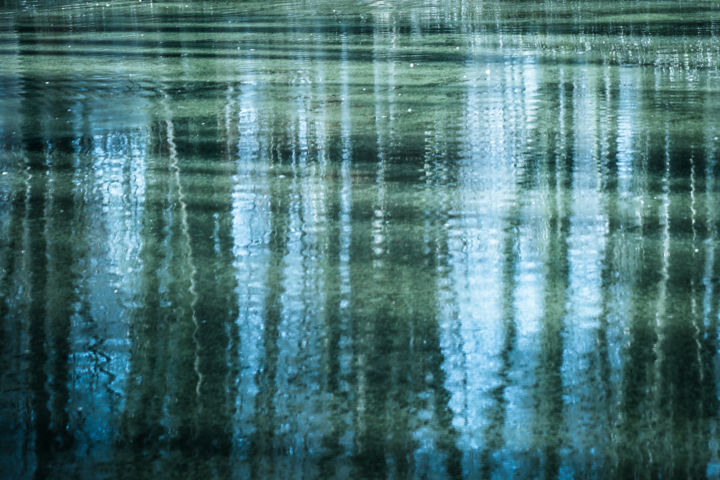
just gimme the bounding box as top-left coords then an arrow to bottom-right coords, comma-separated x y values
1,0 -> 720,478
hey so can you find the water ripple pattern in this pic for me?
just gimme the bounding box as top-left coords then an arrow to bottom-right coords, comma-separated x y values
1,0 -> 720,478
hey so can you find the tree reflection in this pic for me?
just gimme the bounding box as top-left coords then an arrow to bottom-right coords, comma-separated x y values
1,1 -> 720,478
249,125 -> 291,479
120,104 -> 237,476
16,30 -> 87,477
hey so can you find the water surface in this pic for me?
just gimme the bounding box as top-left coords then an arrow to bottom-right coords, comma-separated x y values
1,0 -> 720,478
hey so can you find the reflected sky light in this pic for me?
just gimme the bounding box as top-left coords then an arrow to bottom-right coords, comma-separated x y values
1,0 -> 720,478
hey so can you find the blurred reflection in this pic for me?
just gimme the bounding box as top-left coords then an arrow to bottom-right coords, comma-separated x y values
1,0 -> 720,479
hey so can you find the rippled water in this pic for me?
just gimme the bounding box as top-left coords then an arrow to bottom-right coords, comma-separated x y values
1,0 -> 720,478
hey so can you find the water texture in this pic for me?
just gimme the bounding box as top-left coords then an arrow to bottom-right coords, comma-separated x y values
1,0 -> 720,478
